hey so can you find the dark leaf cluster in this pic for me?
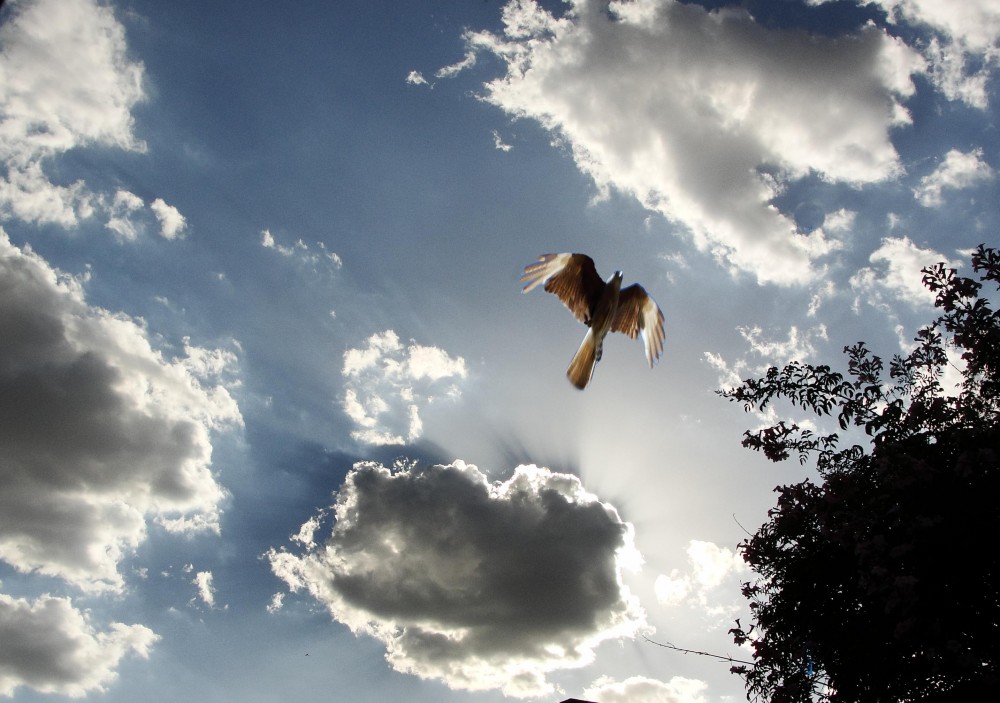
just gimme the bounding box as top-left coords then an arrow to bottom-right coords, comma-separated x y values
718,245 -> 1000,702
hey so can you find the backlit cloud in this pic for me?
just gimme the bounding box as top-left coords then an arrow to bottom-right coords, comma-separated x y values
914,148 -> 995,207
0,594 -> 158,698
0,229 -> 242,593
465,0 -> 922,284
585,674 -> 709,703
654,540 -> 747,620
850,236 -> 957,311
268,460 -> 646,697
341,330 -> 466,445
0,0 -> 145,227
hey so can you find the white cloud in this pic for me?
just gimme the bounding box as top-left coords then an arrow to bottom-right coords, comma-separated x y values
585,674 -> 709,703
465,0 -> 922,284
0,593 -> 158,698
341,330 -> 467,445
0,230 -> 242,593
266,592 -> 285,614
850,236 -> 957,311
492,129 -> 513,152
705,324 -> 829,392
149,198 -> 188,239
192,571 -> 216,608
268,460 -> 646,698
847,0 -> 1000,107
260,228 -> 342,273
435,51 -> 477,78
914,148 -> 995,207
105,189 -> 145,240
405,70 -> 430,86
654,540 -> 747,612
0,0 -> 145,227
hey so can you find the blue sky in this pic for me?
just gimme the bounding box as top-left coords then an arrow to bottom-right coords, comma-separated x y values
0,0 -> 997,701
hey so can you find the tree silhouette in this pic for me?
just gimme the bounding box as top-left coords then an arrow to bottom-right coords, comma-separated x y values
719,245 -> 1000,702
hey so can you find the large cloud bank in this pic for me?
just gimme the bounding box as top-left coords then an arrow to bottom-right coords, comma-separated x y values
268,460 -> 645,697
461,0 -> 923,284
0,230 -> 242,593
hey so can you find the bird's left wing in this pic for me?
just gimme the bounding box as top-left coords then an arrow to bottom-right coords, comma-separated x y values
611,284 -> 665,367
521,253 -> 604,325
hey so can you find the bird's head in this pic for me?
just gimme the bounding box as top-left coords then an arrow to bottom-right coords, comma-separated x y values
608,270 -> 624,290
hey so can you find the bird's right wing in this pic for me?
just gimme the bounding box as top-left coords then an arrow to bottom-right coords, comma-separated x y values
520,253 -> 604,325
611,284 -> 665,367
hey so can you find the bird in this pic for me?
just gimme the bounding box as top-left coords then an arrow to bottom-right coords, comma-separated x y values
521,253 -> 665,389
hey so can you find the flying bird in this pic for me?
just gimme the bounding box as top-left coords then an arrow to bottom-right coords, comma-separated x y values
521,253 -> 665,389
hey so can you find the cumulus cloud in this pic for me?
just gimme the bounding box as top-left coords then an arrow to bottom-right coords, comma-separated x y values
0,0 -> 145,227
149,198 -> 188,239
268,460 -> 646,697
0,230 -> 242,593
913,148 -> 995,207
850,236 -> 957,311
875,0 -> 1000,107
654,540 -> 747,620
0,593 -> 158,698
341,330 -> 467,445
585,674 -> 709,703
464,0 -> 922,284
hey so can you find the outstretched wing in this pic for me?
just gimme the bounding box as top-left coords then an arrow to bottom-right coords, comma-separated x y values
610,284 -> 665,367
520,253 -> 605,325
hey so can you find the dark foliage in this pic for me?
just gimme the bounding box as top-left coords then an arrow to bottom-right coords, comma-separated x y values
719,245 -> 1000,702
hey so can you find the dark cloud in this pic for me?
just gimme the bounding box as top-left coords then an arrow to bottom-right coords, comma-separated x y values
0,230 -> 241,592
268,459 -> 646,697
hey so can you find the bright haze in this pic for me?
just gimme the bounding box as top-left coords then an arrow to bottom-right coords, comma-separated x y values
0,1 -> 997,701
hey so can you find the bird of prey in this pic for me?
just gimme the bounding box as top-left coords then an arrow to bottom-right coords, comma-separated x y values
521,253 -> 665,389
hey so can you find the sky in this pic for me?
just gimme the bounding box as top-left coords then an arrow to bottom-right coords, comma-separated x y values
0,0 -> 997,701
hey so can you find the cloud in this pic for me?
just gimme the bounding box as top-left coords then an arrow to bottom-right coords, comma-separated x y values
0,593 -> 158,698
585,674 -> 709,703
192,571 -> 216,608
268,460 -> 646,697
260,228 -> 342,272
654,540 -> 747,619
913,148 -> 995,207
0,229 -> 242,593
464,0 -> 922,284
105,189 -> 145,240
0,0 -> 145,227
837,0 -> 1000,107
705,324 -> 829,392
492,129 -> 513,152
808,0 -> 1000,106
850,236 -> 957,311
436,51 -> 477,79
340,330 -> 466,445
405,70 -> 431,86
149,198 -> 188,240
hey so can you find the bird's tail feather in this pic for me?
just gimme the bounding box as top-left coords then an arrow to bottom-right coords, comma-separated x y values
567,330 -> 599,390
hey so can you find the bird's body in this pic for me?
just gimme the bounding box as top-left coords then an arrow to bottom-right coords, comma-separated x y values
521,253 -> 665,389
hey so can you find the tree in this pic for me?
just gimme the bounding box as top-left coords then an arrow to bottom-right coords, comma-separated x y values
719,245 -> 1000,702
